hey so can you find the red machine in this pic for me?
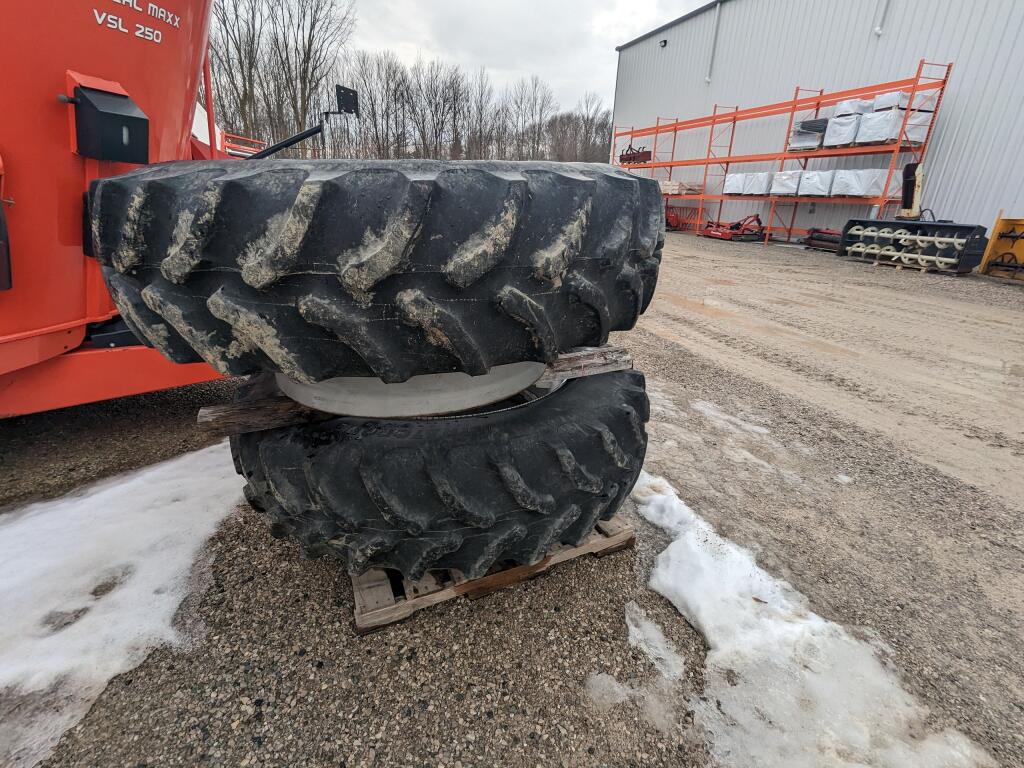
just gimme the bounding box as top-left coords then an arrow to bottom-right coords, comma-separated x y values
701,214 -> 764,242
0,1 -> 226,417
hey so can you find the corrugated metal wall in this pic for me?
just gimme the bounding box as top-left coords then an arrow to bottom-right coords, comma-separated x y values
612,0 -> 1024,231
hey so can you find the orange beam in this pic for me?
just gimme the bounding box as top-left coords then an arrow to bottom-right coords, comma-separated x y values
623,142 -> 919,171
0,346 -> 223,417
615,75 -> 945,139
666,194 -> 901,205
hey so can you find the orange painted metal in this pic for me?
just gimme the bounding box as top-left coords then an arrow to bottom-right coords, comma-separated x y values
614,75 -> 942,140
625,142 -> 923,171
0,1 -> 220,414
615,60 -> 952,243
0,346 -> 223,418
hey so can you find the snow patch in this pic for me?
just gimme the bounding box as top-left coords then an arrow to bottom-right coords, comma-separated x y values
692,400 -> 771,438
585,601 -> 684,732
0,442 -> 243,768
626,601 -> 685,682
835,474 -> 853,485
630,471 -> 993,768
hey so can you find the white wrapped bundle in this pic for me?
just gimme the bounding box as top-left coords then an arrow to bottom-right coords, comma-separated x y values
823,114 -> 860,146
831,169 -> 896,197
797,170 -> 835,196
834,98 -> 873,116
770,170 -> 802,196
855,110 -> 931,144
855,110 -> 900,143
742,172 -> 772,195
831,170 -> 866,196
905,110 -> 931,144
723,173 -> 745,194
873,90 -> 938,112
788,129 -> 823,151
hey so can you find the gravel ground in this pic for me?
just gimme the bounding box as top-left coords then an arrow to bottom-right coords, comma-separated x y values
2,233 -> 1021,766
0,381 -> 235,509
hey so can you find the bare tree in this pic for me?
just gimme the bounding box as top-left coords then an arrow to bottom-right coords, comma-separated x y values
209,2 -> 611,163
209,0 -> 353,152
266,0 -> 355,137
210,0 -> 267,138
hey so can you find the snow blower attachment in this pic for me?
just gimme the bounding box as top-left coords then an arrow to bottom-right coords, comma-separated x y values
90,159 -> 664,581
840,219 -> 988,274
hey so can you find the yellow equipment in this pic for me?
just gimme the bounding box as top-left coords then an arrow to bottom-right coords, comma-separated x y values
979,211 -> 1024,282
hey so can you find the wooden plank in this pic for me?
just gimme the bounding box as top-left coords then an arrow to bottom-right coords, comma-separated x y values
351,569 -> 397,615
196,395 -> 327,436
351,516 -> 636,634
199,344 -> 632,438
534,345 -> 633,387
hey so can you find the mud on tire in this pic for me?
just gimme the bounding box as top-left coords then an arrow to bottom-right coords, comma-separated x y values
230,371 -> 649,579
90,160 -> 663,383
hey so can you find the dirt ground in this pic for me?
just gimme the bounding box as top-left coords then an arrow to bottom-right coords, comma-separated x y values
2,234 -> 1022,766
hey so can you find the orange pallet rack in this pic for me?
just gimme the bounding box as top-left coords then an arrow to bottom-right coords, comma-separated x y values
614,59 -> 952,242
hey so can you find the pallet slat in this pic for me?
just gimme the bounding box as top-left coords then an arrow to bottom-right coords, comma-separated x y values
351,516 -> 635,634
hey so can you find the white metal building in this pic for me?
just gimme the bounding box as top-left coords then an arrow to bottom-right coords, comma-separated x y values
611,0 -> 1024,231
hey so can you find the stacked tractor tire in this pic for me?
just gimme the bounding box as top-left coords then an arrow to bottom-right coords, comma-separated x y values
90,160 -> 663,580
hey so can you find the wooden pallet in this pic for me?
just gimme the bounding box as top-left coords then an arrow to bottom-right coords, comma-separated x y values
350,517 -> 635,634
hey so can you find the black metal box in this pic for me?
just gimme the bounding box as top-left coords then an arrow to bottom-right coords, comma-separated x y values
74,86 -> 149,164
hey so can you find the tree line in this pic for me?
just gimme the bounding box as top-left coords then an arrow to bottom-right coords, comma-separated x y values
208,0 -> 612,162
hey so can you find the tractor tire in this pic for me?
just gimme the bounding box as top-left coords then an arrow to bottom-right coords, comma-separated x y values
90,160 -> 663,383
230,371 -> 649,579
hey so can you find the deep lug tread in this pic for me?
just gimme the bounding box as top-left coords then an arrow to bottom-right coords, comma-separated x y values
297,290 -> 404,383
496,286 -> 559,360
396,289 -> 489,375
91,160 -> 661,382
232,372 -> 649,580
565,272 -> 611,345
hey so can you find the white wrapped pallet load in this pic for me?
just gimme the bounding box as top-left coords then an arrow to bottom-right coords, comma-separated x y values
905,110 -> 931,144
823,114 -> 860,146
872,90 -> 938,112
831,168 -> 894,197
742,171 -> 772,195
770,170 -> 802,196
831,169 -> 866,196
857,168 -> 899,197
723,173 -> 745,195
834,98 -> 873,116
855,110 -> 931,144
797,170 -> 835,196
854,110 -> 900,144
788,129 -> 823,151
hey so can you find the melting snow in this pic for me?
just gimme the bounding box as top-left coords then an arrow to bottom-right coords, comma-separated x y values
691,400 -> 771,438
585,601 -> 684,732
0,442 -> 243,768
629,471 -> 993,768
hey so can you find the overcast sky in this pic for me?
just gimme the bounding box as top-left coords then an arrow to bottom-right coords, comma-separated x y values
349,0 -> 705,111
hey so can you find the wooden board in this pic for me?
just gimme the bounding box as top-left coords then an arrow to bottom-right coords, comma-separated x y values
350,517 -> 635,634
198,344 -> 633,438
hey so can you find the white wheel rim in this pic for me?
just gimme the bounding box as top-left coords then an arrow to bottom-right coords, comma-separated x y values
276,361 -> 548,417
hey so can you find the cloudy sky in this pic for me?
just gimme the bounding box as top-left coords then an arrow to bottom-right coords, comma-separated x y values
349,0 -> 705,111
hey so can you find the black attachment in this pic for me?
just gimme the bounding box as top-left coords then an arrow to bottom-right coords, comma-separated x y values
72,86 -> 149,164
336,85 -> 359,117
0,200 -> 10,290
248,124 -> 324,160
85,317 -> 143,348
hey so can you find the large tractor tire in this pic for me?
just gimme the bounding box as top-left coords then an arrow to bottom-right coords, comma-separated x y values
230,371 -> 649,579
90,160 -> 663,383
